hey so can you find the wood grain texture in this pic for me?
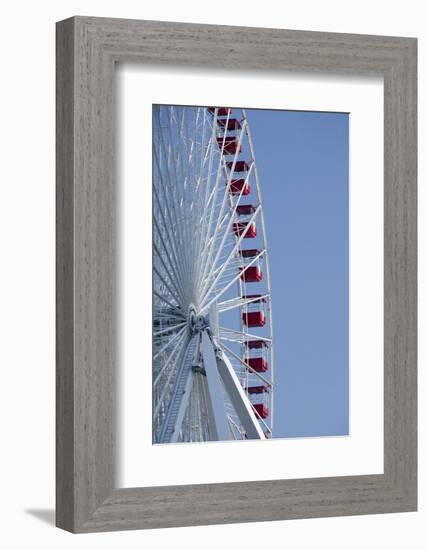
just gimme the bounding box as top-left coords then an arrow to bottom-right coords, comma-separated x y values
56,16 -> 417,532
56,17 -> 75,532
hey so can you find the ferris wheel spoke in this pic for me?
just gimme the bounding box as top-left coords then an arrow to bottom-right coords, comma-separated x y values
153,241 -> 186,304
211,262 -> 240,280
194,109 -> 208,196
153,237 -> 186,304
202,161 -> 254,260
193,114 -> 219,269
197,119 -> 248,290
183,108 -> 197,192
200,249 -> 266,313
153,188 -> 187,291
153,289 -> 181,311
153,173 -> 185,272
181,108 -> 201,276
153,321 -> 187,339
154,336 -> 191,415
199,206 -> 262,301
203,249 -> 264,304
217,294 -> 271,313
199,214 -> 230,258
153,265 -> 183,306
200,180 -> 220,219
169,107 -> 199,267
153,326 -> 187,361
218,341 -> 272,388
154,110 -> 188,266
196,111 -> 233,284
198,179 -> 256,299
188,109 -> 210,277
155,311 -> 185,323
153,330 -> 188,386
219,326 -> 272,341
198,122 -> 246,264
153,248 -> 184,301
153,163 -> 186,271
194,142 -> 214,231
168,108 -> 189,225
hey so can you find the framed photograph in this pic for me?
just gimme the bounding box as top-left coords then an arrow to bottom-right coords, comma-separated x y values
56,16 -> 417,532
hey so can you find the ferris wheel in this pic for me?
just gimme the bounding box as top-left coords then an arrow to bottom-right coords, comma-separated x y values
153,104 -> 274,444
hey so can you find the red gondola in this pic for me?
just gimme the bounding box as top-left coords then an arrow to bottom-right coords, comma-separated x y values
217,137 -> 242,155
233,222 -> 257,238
240,266 -> 262,282
247,357 -> 268,372
239,248 -> 262,258
247,385 -> 268,394
245,339 -> 268,349
208,107 -> 232,116
236,204 -> 256,216
229,179 -> 250,195
242,311 -> 265,327
254,403 -> 269,419
217,118 -> 242,130
227,160 -> 249,172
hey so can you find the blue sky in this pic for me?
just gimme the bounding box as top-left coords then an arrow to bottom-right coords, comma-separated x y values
247,108 -> 349,438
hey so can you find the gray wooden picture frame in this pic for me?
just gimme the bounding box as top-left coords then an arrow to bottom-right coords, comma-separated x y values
56,16 -> 417,533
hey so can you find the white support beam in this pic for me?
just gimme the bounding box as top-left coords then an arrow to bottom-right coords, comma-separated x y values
200,330 -> 231,441
169,369 -> 195,443
216,350 -> 266,440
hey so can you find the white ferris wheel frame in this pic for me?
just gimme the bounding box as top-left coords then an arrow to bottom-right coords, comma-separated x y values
152,104 -> 274,444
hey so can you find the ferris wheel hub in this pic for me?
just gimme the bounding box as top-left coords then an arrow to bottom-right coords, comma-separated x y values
194,314 -> 208,332
187,303 -> 208,333
186,304 -> 196,332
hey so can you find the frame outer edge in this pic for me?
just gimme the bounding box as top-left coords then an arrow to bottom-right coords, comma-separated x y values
383,39 -> 417,510
56,16 -> 418,532
56,16 -> 76,532
72,16 -> 116,532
